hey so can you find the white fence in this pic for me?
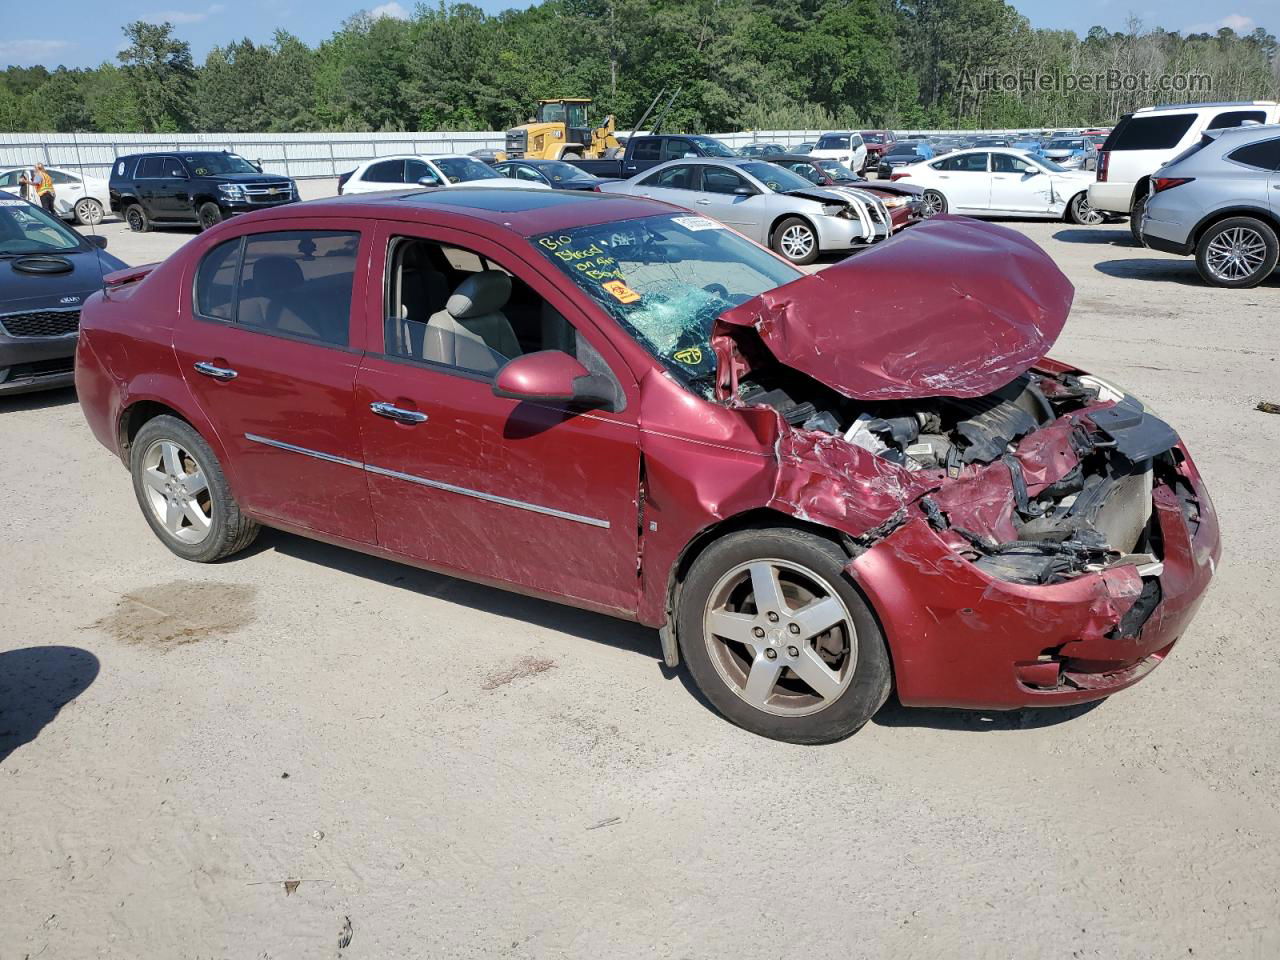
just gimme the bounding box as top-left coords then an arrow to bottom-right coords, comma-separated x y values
0,127 -> 1092,180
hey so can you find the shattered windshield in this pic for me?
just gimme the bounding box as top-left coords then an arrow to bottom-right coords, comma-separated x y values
532,214 -> 800,395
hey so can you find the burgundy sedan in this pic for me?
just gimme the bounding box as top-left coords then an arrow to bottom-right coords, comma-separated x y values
75,189 -> 1219,743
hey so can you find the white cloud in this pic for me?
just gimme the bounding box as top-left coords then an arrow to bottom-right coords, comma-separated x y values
369,1 -> 409,19
0,39 -> 72,65
1185,13 -> 1256,34
142,4 -> 226,24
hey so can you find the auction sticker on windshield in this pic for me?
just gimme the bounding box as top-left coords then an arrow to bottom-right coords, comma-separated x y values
671,216 -> 722,231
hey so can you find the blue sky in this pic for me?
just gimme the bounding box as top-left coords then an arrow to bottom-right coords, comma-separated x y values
0,0 -> 1273,69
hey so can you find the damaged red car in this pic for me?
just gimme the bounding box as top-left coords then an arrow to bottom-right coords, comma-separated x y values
75,189 -> 1220,743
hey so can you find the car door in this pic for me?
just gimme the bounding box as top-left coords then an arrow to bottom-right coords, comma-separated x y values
47,170 -> 85,216
172,221 -> 377,542
153,156 -> 193,220
632,163 -> 703,209
989,152 -> 1051,213
698,164 -> 767,240
621,138 -> 661,177
931,152 -> 991,211
352,158 -> 407,194
352,221 -> 642,614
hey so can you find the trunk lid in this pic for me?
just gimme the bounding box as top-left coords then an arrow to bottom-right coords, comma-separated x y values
715,217 -> 1074,401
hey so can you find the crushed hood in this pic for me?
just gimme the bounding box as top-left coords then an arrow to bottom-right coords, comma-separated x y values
715,216 -> 1074,401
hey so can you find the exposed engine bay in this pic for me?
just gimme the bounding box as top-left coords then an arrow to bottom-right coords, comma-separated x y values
739,366 -> 1187,586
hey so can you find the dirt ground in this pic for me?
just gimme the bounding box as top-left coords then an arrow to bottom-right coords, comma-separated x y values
2,182 -> 1278,959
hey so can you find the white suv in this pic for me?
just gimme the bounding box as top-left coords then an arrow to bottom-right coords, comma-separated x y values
1089,100 -> 1280,242
810,132 -> 868,175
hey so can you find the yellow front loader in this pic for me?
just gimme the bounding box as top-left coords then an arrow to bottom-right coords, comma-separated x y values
500,98 -> 622,161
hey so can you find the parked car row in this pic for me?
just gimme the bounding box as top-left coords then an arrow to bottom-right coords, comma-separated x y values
0,166 -> 110,226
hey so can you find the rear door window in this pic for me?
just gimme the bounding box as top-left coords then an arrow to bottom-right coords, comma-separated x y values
1107,114 -> 1195,150
364,159 -> 405,183
193,230 -> 360,347
661,138 -> 696,161
630,139 -> 662,162
136,157 -> 166,178
1228,138 -> 1280,171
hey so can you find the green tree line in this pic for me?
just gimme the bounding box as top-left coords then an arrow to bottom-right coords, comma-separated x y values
1,1 -> 1277,134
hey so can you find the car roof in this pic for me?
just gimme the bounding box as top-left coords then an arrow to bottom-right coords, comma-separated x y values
245,187 -> 670,238
1137,99 -> 1278,114
1205,121 -> 1280,141
760,154 -> 819,162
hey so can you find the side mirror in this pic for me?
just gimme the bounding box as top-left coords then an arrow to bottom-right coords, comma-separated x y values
733,185 -> 754,196
253,160 -> 263,173
87,234 -> 108,250
492,350 -> 615,409
417,175 -> 441,187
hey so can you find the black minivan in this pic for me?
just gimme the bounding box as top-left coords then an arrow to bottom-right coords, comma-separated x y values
109,151 -> 298,232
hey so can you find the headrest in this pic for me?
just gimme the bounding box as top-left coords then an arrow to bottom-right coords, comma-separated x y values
253,255 -> 303,290
447,270 -> 511,319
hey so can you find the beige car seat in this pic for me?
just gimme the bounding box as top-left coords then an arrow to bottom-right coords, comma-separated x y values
424,269 -> 521,374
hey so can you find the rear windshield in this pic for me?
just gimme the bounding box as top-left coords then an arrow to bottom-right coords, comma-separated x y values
1105,114 -> 1195,151
816,135 -> 850,150
862,133 -> 885,143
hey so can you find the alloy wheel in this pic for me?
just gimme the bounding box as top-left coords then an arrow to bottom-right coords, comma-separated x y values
1205,227 -> 1267,283
920,190 -> 945,217
127,207 -> 144,231
703,559 -> 857,717
779,224 -> 815,261
75,199 -> 104,226
140,439 -> 214,544
1071,194 -> 1103,225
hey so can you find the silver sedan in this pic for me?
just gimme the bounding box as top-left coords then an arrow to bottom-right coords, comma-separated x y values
599,158 -> 890,265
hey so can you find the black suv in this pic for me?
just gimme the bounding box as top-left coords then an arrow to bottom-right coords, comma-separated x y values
109,151 -> 298,232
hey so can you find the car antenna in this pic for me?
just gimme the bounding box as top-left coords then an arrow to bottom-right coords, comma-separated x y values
69,128 -> 101,248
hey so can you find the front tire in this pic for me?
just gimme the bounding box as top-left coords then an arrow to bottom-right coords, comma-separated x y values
197,202 -> 224,231
1068,191 -> 1103,225
677,528 -> 892,743
920,189 -> 947,218
74,198 -> 104,226
771,216 -> 819,265
130,415 -> 259,563
1195,217 -> 1278,289
125,203 -> 150,233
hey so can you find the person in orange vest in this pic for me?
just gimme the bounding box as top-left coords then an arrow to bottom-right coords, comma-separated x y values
31,163 -> 56,215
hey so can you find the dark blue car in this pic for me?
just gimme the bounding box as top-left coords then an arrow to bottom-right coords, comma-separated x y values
493,158 -> 617,191
0,196 -> 127,395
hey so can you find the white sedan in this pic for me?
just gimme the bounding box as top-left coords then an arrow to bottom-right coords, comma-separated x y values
889,148 -> 1103,224
0,166 -> 110,225
338,154 -> 550,195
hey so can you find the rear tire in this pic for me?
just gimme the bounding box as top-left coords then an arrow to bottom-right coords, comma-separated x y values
771,216 -> 819,265
1068,191 -> 1103,225
920,189 -> 947,218
197,202 -> 224,231
677,528 -> 892,743
74,198 -> 104,226
125,203 -> 150,233
1194,217 -> 1278,289
1129,193 -> 1148,245
130,415 -> 259,563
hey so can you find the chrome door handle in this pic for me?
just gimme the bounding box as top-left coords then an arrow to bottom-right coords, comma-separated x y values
695,198 -> 711,205
370,401 -> 428,424
193,361 -> 237,381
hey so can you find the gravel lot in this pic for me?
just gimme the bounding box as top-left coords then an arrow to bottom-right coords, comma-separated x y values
3,180 -> 1278,959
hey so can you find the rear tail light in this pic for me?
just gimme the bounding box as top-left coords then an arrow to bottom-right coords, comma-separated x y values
592,185 -> 602,192
1096,151 -> 1109,182
890,172 -> 911,181
1152,177 -> 1194,193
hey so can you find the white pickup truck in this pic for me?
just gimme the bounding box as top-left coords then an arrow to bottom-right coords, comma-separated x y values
1088,100 -> 1280,242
